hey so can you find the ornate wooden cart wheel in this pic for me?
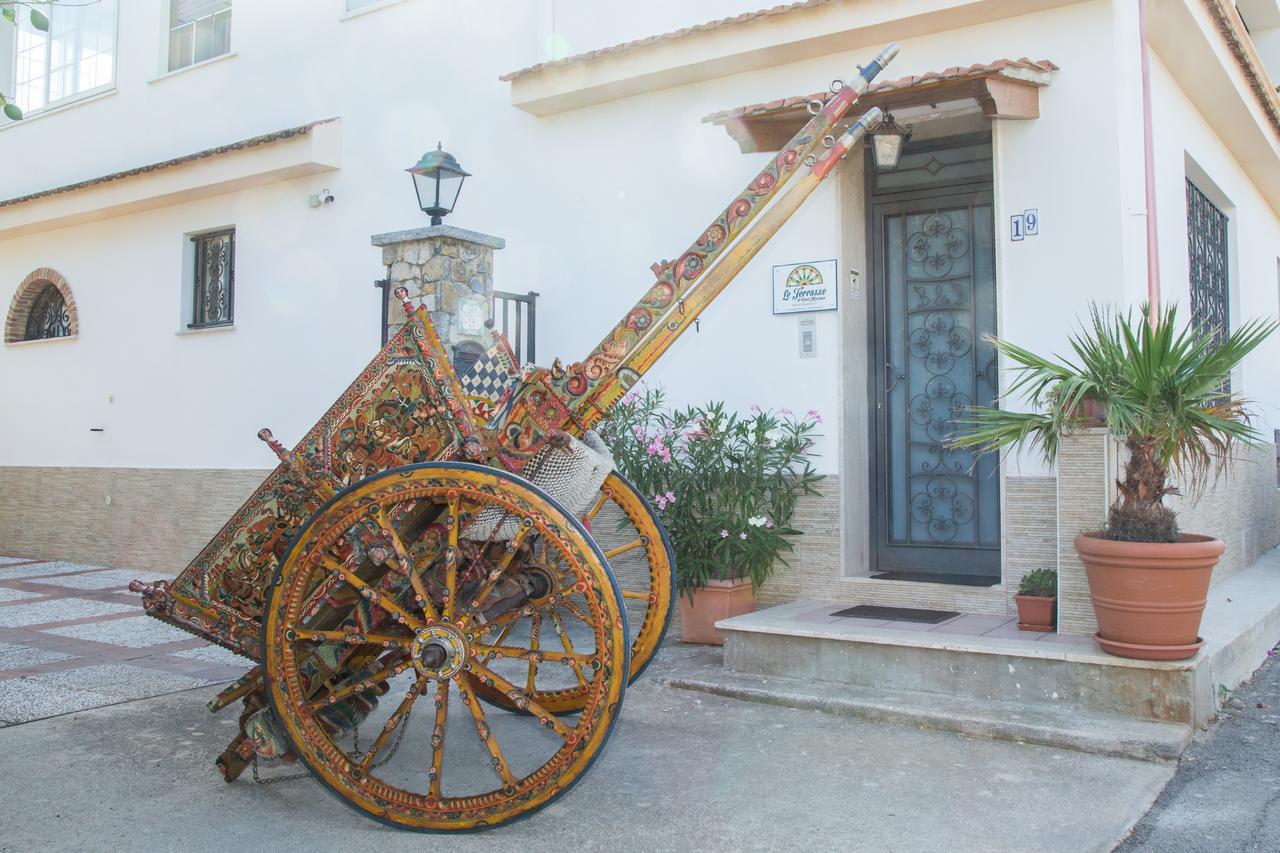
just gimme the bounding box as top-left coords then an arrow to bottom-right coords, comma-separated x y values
262,462 -> 628,831
474,471 -> 673,714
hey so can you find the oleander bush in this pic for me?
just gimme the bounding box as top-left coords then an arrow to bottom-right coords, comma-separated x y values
598,386 -> 824,599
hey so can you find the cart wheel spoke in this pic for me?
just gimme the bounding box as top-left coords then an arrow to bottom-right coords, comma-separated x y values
526,611 -> 542,691
443,494 -> 460,619
620,590 -> 650,601
603,537 -> 645,560
319,556 -> 426,632
308,657 -> 410,709
374,510 -> 440,622
456,673 -> 520,789
359,674 -> 426,772
474,643 -> 586,666
427,679 -> 449,799
584,492 -> 609,522
468,662 -> 573,739
548,609 -> 589,688
292,629 -> 412,648
458,525 -> 532,629
556,596 -> 594,626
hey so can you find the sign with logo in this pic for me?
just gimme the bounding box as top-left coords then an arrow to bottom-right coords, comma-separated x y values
772,259 -> 838,314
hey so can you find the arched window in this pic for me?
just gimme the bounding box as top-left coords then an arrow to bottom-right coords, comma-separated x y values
5,268 -> 79,344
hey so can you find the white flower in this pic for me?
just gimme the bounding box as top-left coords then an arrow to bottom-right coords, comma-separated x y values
748,516 -> 768,527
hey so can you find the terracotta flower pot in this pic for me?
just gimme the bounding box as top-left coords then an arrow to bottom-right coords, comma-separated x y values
679,577 -> 756,645
1074,532 -> 1224,661
1015,594 -> 1056,632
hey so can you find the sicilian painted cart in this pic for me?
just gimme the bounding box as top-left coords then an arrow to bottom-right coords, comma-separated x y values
131,45 -> 898,831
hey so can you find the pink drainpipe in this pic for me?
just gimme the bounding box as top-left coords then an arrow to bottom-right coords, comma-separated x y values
1139,0 -> 1161,326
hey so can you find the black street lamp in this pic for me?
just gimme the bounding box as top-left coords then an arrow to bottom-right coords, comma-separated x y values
407,143 -> 470,225
867,112 -> 913,171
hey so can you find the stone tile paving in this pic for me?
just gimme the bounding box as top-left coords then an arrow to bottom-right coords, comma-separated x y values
0,557 -> 249,726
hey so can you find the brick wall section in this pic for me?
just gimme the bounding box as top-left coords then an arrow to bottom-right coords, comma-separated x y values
0,467 -> 270,573
1167,441 -> 1280,584
1003,476 -> 1059,612
1055,434 -> 1280,635
1056,429 -> 1112,634
754,475 -> 1057,617
4,267 -> 79,343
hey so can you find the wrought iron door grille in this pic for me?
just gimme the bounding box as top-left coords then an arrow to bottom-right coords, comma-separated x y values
191,229 -> 235,328
23,283 -> 71,341
1186,180 -> 1229,346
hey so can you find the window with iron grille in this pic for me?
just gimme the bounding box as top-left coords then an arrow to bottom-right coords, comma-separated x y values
23,283 -> 72,341
191,229 -> 235,328
1186,179 -> 1229,347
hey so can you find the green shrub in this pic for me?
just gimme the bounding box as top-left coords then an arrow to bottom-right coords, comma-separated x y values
598,386 -> 824,599
1017,568 -> 1057,598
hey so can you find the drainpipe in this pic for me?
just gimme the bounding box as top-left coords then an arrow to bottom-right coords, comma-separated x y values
1139,0 -> 1160,327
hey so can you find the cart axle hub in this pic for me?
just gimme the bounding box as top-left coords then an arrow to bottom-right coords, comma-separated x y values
411,625 -> 467,680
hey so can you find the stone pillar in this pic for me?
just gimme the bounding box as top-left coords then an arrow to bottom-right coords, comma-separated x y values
1055,428 -> 1120,635
370,225 -> 504,353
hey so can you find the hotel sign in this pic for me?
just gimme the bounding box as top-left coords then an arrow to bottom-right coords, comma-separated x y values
772,259 -> 838,314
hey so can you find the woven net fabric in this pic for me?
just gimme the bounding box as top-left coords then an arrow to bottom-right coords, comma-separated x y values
464,431 -> 615,542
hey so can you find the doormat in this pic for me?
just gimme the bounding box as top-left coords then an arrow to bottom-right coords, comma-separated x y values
871,571 -> 1000,587
830,604 -> 959,623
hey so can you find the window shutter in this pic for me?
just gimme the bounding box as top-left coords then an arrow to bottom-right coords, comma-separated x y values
171,0 -> 231,27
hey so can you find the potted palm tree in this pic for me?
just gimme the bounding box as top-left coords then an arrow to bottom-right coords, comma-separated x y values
952,304 -> 1274,660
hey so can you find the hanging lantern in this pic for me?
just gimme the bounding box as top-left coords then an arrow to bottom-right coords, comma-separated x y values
867,112 -> 913,171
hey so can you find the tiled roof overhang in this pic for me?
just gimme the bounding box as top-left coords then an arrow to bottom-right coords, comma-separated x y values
0,119 -> 338,209
499,0 -> 832,82
704,59 -> 1057,153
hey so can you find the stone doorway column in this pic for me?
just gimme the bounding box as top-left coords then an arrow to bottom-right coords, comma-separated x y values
371,225 -> 505,356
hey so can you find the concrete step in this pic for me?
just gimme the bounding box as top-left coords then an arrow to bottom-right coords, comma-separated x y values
715,552 -> 1280,732
658,663 -> 1193,763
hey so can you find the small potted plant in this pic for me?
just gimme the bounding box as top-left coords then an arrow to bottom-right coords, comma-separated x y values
953,304 -> 1274,660
600,388 -> 823,644
1015,568 -> 1057,631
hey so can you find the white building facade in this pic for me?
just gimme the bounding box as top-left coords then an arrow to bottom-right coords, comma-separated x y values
2,0 -> 1279,624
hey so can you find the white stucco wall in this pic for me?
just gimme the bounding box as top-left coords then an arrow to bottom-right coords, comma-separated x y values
1149,51 -> 1280,437
0,0 -> 1276,482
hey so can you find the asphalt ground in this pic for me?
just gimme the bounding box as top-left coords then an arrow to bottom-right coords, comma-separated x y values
1116,647 -> 1280,852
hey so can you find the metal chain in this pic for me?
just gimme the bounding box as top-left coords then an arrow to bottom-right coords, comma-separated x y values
347,706 -> 413,769
251,755 -> 310,785
252,703 -> 413,784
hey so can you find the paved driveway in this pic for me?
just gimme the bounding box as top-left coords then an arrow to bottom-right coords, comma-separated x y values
0,556 -> 1173,851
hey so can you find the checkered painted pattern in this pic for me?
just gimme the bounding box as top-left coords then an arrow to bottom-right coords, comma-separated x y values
459,336 -> 522,423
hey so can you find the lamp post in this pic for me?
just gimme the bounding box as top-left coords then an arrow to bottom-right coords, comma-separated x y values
407,143 -> 470,225
867,112 -> 912,171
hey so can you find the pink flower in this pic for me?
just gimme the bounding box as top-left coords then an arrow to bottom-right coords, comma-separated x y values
621,391 -> 638,406
653,494 -> 668,510
766,518 -> 775,529
739,532 -> 747,540
664,491 -> 676,502
750,404 -> 761,413
781,407 -> 793,415
646,435 -> 671,462
807,409 -> 823,423
632,425 -> 646,440
720,529 -> 729,538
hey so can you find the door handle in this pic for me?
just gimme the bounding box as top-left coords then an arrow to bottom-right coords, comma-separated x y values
885,362 -> 904,394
